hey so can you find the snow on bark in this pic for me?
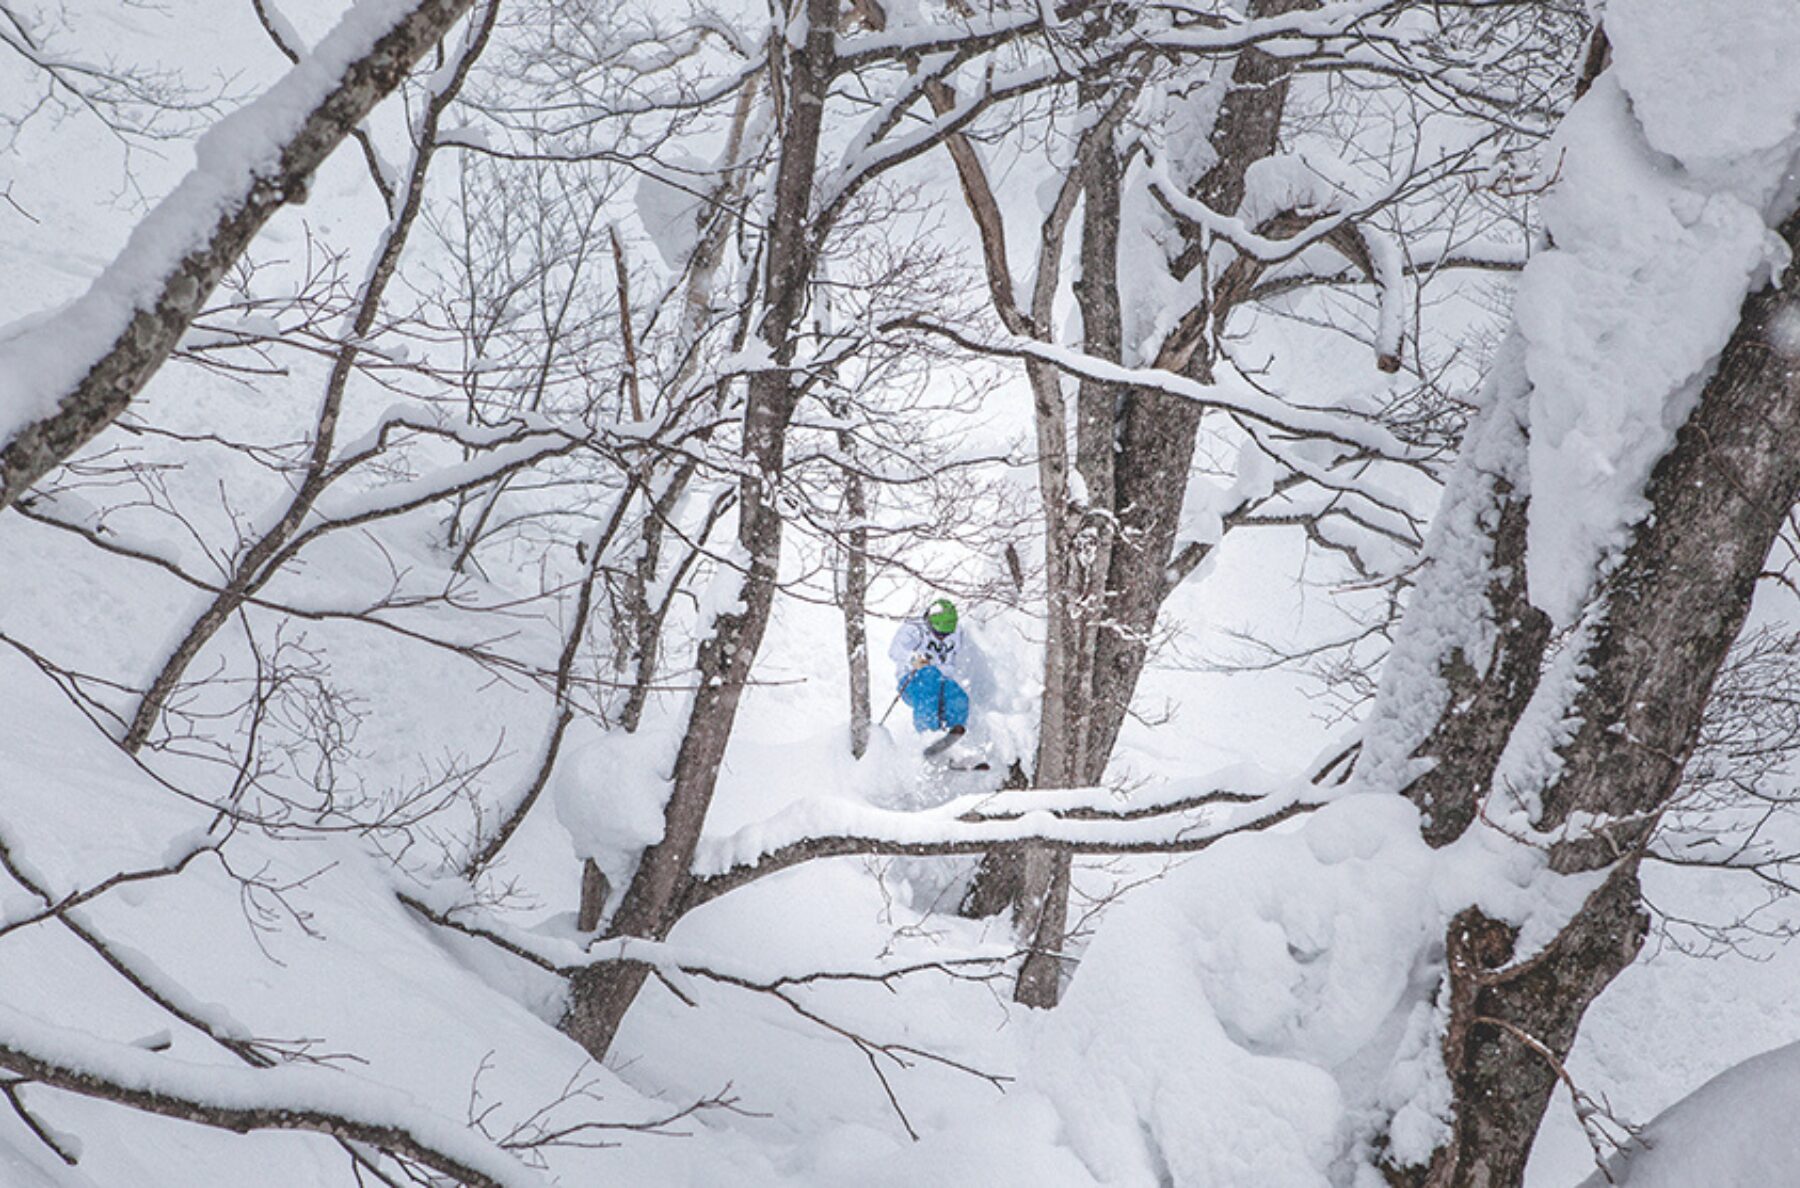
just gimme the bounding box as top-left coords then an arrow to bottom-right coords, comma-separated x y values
0,1001 -> 544,1188
1349,336 -> 1529,799
1519,0 -> 1800,626
690,772 -> 1311,879
0,0 -> 477,511
985,335 -> 1420,457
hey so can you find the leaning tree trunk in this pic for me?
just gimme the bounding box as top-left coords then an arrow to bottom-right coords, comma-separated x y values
1383,205 -> 1800,1188
0,0 -> 481,512
121,3 -> 497,753
558,0 -> 837,1062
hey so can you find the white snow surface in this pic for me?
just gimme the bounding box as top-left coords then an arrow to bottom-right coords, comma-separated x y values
1518,0 -> 1800,625
10,2 -> 1800,1185
854,793 -> 1611,1187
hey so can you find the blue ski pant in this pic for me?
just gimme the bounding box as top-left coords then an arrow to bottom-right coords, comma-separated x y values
902,666 -> 969,732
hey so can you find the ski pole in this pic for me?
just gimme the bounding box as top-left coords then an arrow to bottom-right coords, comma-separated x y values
879,665 -> 920,726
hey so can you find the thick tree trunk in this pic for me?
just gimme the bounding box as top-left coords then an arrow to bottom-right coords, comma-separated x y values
1388,207 -> 1800,1187
998,0 -> 1314,1007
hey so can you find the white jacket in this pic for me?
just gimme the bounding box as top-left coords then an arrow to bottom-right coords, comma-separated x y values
888,617 -> 969,686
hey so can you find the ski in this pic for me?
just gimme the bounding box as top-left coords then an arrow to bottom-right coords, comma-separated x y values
921,727 -> 965,758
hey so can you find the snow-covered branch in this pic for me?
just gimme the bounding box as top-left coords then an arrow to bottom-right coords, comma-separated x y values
0,0 -> 479,512
401,889 -> 1016,987
886,316 -> 1421,458
0,1005 -> 542,1188
683,780 -> 1317,908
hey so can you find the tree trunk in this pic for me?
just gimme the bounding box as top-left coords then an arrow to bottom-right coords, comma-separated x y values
560,0 -> 837,1062
1082,0 -> 1315,776
577,859 -> 610,934
839,454 -> 873,759
1010,101 -> 1127,1005
1387,207 -> 1800,1187
997,0 -> 1315,1008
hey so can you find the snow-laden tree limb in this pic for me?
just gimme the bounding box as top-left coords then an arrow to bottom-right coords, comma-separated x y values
400,888 -> 1016,986
399,890 -> 1013,1143
886,316 -> 1421,458
831,0 -> 1410,74
681,778 -> 1318,908
0,1003 -> 543,1188
249,0 -> 400,215
0,0 -> 479,512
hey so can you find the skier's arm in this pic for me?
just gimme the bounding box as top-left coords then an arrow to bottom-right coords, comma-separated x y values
888,620 -> 923,683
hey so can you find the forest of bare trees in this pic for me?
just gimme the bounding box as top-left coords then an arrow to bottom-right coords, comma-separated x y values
5,1 -> 1800,1185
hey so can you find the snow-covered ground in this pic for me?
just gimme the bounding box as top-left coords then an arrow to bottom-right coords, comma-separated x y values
7,2 -> 1800,1186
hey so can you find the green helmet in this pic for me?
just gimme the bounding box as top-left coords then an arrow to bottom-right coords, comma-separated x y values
926,597 -> 958,634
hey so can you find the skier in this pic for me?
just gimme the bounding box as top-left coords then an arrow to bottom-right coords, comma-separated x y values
889,597 -> 971,752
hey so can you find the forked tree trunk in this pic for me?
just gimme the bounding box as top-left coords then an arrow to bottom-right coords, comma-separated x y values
1010,90 -> 1128,1006
996,0 -> 1316,1008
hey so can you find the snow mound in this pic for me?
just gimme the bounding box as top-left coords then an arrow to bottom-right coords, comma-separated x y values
551,715 -> 679,893
1578,1039 -> 1800,1188
863,794 -> 1578,1187
1025,795 -> 1441,1187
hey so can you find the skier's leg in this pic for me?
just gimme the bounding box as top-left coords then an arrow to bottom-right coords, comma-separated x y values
942,678 -> 970,729
906,667 -> 944,731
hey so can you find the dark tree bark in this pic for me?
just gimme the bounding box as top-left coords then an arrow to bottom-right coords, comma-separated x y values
1385,207 -> 1800,1187
577,859 -> 610,933
985,0 -> 1318,1009
0,1033 -> 520,1188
